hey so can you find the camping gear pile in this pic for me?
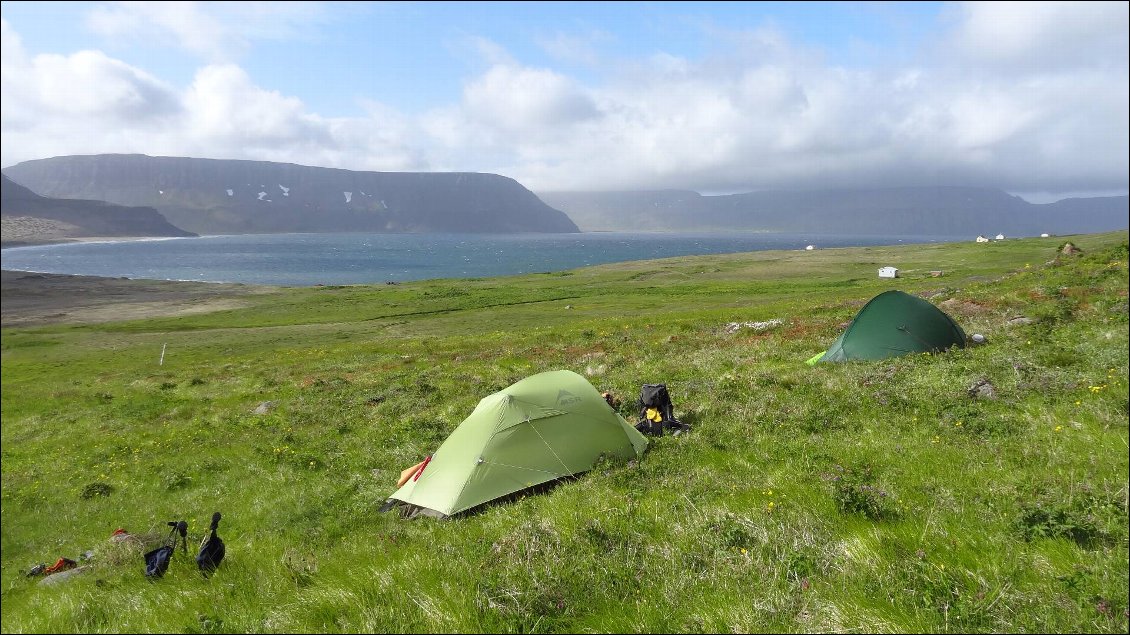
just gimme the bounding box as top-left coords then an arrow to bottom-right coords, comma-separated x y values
143,514 -> 226,579
23,515 -> 228,585
25,557 -> 78,578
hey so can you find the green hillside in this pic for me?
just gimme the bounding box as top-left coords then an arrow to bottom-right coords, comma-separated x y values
2,231 -> 1127,633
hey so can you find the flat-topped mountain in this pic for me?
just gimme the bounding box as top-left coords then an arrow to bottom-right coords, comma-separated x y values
537,187 -> 1128,236
1,174 -> 195,246
3,155 -> 579,236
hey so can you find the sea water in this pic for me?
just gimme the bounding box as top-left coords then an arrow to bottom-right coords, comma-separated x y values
0,232 -> 965,286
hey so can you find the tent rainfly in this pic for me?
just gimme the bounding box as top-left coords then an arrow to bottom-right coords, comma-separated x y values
380,370 -> 648,518
809,290 -> 967,363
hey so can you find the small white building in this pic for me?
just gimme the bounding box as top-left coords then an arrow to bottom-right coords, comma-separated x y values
995,233 -> 1005,240
1040,233 -> 1050,238
976,235 -> 990,243
878,266 -> 899,279
805,244 -> 816,251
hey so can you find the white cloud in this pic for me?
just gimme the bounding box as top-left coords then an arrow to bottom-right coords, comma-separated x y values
942,1 -> 1129,72
0,17 -> 26,66
184,65 -> 320,143
85,1 -> 328,62
461,64 -> 599,139
177,65 -> 432,171
466,36 -> 516,67
2,18 -> 181,148
496,7 -> 1129,194
32,51 -> 181,119
2,6 -> 1127,199
536,29 -> 612,67
0,28 -> 427,171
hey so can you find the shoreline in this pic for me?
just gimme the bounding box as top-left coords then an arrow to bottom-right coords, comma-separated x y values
2,235 -> 194,249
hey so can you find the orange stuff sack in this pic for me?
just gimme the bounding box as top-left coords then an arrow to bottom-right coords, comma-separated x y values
397,460 -> 427,487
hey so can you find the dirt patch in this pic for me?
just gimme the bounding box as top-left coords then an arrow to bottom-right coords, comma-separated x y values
938,298 -> 994,317
2,270 -> 276,327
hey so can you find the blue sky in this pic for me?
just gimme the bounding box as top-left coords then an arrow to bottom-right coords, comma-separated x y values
2,1 -> 1127,201
2,2 -> 942,114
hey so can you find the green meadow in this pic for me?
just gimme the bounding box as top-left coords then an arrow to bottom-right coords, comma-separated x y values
2,231 -> 1127,634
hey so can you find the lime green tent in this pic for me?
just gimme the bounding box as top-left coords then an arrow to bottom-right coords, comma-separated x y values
381,370 -> 648,518
816,290 -> 967,362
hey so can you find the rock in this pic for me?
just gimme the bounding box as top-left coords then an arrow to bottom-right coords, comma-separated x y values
968,378 -> 997,400
723,319 -> 783,334
38,566 -> 90,586
252,401 -> 277,415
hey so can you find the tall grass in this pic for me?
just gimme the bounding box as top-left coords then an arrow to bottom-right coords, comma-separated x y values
2,231 -> 1127,633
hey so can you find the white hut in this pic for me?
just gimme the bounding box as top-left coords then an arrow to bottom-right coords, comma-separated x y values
1040,233 -> 1050,238
976,235 -> 990,243
878,266 -> 899,279
805,245 -> 815,251
995,233 -> 1005,240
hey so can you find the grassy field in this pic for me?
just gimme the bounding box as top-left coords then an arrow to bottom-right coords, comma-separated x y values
2,231 -> 1127,633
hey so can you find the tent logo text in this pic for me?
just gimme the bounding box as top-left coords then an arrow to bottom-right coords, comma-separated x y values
556,390 -> 582,406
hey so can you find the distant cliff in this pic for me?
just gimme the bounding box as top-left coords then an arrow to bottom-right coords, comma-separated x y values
538,187 -> 1129,236
1,174 -> 195,246
3,155 -> 579,236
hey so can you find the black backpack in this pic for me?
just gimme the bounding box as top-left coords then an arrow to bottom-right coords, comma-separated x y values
196,512 -> 226,577
635,383 -> 689,437
144,520 -> 187,579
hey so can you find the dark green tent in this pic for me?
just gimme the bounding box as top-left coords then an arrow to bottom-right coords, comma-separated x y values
815,290 -> 967,362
